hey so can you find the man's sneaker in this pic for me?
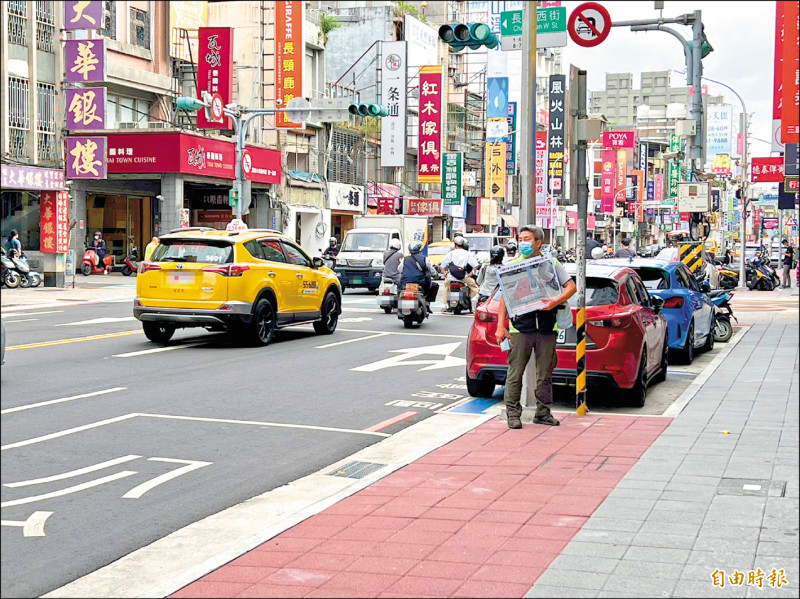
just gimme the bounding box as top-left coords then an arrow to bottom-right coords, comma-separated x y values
534,413 -> 560,426
507,416 -> 522,429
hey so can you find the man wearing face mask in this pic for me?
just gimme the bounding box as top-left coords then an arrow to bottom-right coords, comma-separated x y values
495,225 -> 576,429
91,231 -> 109,274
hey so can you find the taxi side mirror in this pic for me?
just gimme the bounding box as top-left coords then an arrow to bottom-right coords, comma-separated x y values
312,256 -> 324,269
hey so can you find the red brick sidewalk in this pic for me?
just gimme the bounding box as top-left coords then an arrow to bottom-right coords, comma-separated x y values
171,413 -> 671,599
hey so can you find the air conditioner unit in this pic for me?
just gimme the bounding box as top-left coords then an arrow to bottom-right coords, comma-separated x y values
147,122 -> 167,129
118,122 -> 138,129
453,73 -> 467,86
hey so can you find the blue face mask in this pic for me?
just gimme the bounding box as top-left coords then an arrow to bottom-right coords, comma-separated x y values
519,241 -> 534,256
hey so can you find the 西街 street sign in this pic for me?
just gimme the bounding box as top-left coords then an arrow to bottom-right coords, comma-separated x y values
500,10 -> 523,51
537,6 -> 567,48
568,2 -> 612,48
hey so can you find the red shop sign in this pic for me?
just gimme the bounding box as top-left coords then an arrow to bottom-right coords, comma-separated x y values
408,198 -> 442,217
40,191 -> 70,253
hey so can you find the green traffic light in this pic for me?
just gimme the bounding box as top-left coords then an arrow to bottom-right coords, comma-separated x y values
469,22 -> 490,42
176,96 -> 205,111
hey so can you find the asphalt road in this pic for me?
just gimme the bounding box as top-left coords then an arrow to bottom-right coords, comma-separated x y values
0,290 -> 735,597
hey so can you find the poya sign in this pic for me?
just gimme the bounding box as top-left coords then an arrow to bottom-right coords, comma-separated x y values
602,130 -> 636,149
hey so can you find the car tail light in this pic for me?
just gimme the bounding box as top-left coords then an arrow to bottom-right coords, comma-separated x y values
476,311 -> 498,323
403,290 -> 417,300
383,288 -> 391,295
589,316 -> 631,328
663,296 -> 684,309
201,264 -> 251,277
139,261 -> 161,273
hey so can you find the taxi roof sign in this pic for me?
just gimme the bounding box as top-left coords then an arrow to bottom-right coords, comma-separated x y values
226,218 -> 248,232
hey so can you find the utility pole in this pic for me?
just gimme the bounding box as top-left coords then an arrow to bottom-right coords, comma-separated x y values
574,68 -> 589,416
519,2 -> 537,226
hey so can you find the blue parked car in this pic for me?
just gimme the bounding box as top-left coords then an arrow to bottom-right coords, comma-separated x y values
603,258 -> 715,363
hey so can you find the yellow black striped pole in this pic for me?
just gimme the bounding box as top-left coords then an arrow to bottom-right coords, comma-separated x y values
576,306 -> 587,416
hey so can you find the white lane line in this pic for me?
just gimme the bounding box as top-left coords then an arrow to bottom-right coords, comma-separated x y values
315,332 -> 389,349
1,511 -> 54,537
1,387 -> 128,415
298,326 -> 465,339
5,310 -> 63,316
1,471 -> 139,508
4,455 -> 142,488
113,343 -> 203,358
1,414 -> 140,451
57,316 -> 138,327
137,413 -> 390,438
3,318 -> 39,323
122,458 -> 212,499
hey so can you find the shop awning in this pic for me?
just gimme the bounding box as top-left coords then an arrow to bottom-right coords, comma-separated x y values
502,214 -> 520,228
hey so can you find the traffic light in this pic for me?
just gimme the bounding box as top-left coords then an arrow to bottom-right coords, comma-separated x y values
687,39 -> 713,59
348,103 -> 389,117
228,188 -> 239,210
438,22 -> 498,52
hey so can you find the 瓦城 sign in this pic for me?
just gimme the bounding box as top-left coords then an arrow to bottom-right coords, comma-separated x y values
198,28 -> 233,129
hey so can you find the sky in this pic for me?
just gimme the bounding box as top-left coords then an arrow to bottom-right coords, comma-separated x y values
559,0 -> 780,157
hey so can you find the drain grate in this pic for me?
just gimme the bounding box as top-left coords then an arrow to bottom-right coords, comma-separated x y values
328,461 -> 387,479
717,478 -> 787,497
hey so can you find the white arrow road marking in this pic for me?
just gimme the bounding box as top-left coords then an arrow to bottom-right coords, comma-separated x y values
0,471 -> 138,508
4,455 -> 142,487
122,458 -> 212,499
1,511 -> 54,537
57,316 -> 138,327
315,332 -> 388,349
1,387 -> 127,415
351,342 -> 466,372
113,342 -> 204,358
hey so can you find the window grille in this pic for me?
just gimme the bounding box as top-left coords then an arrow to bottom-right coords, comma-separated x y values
9,77 -> 30,157
36,1 -> 55,52
101,0 -> 116,39
328,128 -> 363,185
37,82 -> 57,162
130,7 -> 150,50
8,0 -> 27,46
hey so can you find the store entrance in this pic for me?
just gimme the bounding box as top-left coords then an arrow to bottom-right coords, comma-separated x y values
185,183 -> 243,230
86,194 -> 152,260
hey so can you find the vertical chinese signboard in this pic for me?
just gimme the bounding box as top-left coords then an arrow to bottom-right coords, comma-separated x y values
276,1 -> 304,129
198,27 -> 233,129
418,65 -> 443,184
615,149 -> 626,206
380,41 -> 407,167
634,169 -> 645,223
65,39 -> 106,83
40,191 -> 70,253
773,1 -> 785,152
485,143 -> 506,200
65,88 -> 106,130
547,75 -> 566,198
64,1 -> 103,30
782,0 -> 799,143
66,137 -> 108,179
601,149 -> 615,213
506,101 -> 517,175
535,131 -> 548,207
442,153 -> 462,205
667,133 -> 682,203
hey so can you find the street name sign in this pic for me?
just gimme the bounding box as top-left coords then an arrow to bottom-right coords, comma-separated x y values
500,10 -> 523,51
568,2 -> 612,48
537,6 -> 567,48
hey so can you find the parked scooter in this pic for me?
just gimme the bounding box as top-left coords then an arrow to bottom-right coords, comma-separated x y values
82,246 -> 114,275
378,276 -> 398,314
397,283 -> 429,328
746,259 -> 774,291
708,289 -> 737,342
121,246 -> 139,276
446,279 -> 473,315
8,248 -> 42,287
1,247 -> 21,288
717,265 -> 739,290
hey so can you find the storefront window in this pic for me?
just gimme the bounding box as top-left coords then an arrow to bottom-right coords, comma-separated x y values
1,191 -> 41,251
87,194 -> 149,257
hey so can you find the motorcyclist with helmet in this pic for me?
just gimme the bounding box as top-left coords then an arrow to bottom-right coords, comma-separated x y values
439,235 -> 479,313
382,238 -> 403,286
91,231 -> 109,274
474,244 -> 505,309
322,236 -> 339,260
398,241 -> 438,313
505,239 -> 518,261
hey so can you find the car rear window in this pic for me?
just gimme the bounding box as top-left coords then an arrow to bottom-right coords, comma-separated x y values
566,277 -> 619,306
151,239 -> 233,264
635,267 -> 670,290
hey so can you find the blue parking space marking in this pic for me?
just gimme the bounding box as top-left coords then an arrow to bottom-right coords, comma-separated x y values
446,397 -> 500,414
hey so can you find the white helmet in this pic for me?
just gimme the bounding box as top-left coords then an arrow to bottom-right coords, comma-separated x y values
454,236 -> 466,248
389,238 -> 401,250
591,247 -> 605,260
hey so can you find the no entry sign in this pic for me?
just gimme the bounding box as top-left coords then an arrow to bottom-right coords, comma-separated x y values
241,149 -> 253,178
568,2 -> 612,48
210,92 -> 224,123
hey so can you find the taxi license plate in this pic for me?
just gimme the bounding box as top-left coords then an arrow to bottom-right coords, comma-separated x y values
556,329 -> 567,344
169,273 -> 194,285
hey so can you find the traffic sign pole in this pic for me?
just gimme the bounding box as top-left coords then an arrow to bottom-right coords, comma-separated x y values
520,3 -> 537,227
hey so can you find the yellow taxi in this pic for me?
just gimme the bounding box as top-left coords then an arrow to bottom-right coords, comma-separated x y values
134,227 -> 342,345
427,239 -> 452,278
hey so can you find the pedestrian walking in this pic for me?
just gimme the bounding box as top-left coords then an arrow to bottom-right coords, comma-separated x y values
144,236 -> 160,261
614,237 -> 636,259
495,225 -> 577,429
780,239 -> 794,289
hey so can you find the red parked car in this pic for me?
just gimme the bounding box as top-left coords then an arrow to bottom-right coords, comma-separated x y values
466,263 -> 670,407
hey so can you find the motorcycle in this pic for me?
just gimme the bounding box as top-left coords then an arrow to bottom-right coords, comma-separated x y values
82,246 -> 115,276
377,276 -> 398,314
8,248 -> 42,288
718,265 -> 739,290
397,283 -> 429,329
447,279 -> 473,315
757,260 -> 781,290
747,260 -> 774,291
121,246 -> 139,276
1,247 -> 21,288
708,289 -> 737,342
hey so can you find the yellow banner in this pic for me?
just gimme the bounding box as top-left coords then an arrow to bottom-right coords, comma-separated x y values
485,142 -> 507,199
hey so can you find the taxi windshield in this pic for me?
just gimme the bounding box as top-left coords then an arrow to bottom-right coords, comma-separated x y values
152,239 -> 233,264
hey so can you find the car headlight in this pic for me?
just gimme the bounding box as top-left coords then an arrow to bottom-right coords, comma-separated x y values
372,258 -> 383,267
